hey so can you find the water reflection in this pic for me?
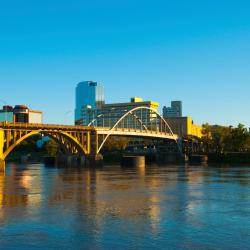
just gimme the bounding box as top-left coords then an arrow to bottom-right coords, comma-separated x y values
0,163 -> 249,249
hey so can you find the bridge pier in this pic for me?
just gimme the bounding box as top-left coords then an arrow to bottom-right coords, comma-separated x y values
80,156 -> 86,167
85,154 -> 103,168
156,152 -> 186,164
0,159 -> 5,172
55,155 -> 82,168
51,155 -> 102,168
121,155 -> 145,167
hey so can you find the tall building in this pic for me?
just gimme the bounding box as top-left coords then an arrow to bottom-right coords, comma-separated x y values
0,105 -> 43,124
75,81 -> 105,125
163,101 -> 182,118
80,97 -> 159,127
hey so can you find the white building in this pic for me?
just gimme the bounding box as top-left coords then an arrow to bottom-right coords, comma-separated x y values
28,110 -> 43,124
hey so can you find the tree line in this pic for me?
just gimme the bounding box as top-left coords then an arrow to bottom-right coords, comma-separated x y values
202,123 -> 250,153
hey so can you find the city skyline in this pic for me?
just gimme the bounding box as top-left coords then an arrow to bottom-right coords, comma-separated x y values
0,1 -> 250,126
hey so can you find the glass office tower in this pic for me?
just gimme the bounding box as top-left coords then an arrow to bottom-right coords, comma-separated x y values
163,101 -> 182,118
75,81 -> 105,125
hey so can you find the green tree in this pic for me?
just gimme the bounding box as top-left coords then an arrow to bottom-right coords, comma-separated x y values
230,124 -> 249,152
102,137 -> 129,152
201,123 -> 212,152
211,126 -> 231,153
201,123 -> 250,153
44,139 -> 59,156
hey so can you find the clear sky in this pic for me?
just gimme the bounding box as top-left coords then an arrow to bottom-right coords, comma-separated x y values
0,0 -> 249,126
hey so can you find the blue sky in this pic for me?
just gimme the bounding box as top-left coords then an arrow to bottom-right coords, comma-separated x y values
0,0 -> 249,126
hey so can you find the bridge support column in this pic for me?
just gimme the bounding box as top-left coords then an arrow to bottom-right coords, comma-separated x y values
80,156 -> 86,168
85,154 -> 103,168
0,129 -> 4,172
156,152 -> 186,164
0,159 -> 5,172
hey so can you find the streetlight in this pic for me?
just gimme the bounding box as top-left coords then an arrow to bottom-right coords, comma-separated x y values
0,99 -> 7,123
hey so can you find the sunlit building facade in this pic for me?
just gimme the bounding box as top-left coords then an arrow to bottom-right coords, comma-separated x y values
80,97 -> 159,127
75,81 -> 105,125
164,116 -> 202,138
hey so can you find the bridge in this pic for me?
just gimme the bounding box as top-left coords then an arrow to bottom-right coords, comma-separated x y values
0,106 -> 179,171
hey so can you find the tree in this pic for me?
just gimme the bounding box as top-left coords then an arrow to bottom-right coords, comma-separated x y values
44,139 -> 59,156
102,137 -> 129,152
211,126 -> 231,153
201,123 -> 250,153
230,124 -> 249,152
201,123 -> 212,152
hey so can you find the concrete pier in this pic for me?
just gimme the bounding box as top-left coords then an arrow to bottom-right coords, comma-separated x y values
0,159 -> 5,172
80,156 -> 86,167
44,155 -> 103,168
189,155 -> 208,164
85,154 -> 103,168
121,156 -> 145,167
156,152 -> 186,164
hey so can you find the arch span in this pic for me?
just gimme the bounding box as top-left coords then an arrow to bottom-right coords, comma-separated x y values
94,106 -> 180,154
2,130 -> 88,160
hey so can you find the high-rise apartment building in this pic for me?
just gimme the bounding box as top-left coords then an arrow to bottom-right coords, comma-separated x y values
163,101 -> 182,118
75,81 -> 104,125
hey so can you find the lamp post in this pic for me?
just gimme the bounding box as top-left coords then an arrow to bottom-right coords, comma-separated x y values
95,114 -> 104,128
0,99 -> 7,123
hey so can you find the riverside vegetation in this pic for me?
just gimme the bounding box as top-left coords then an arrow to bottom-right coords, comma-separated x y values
201,123 -> 250,163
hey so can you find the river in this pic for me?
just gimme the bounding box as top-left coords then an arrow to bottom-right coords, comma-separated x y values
0,163 -> 249,249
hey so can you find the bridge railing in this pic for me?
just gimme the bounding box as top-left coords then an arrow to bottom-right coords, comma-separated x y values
0,122 -> 94,131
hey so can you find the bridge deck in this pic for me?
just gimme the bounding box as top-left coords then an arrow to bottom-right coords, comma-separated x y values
0,123 -> 178,140
0,122 -> 94,132
96,127 -> 178,140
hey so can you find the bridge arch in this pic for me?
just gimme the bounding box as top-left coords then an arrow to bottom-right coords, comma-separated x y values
93,106 -> 179,154
3,130 -> 88,160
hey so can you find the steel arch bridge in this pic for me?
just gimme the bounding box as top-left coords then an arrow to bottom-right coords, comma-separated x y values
0,123 -> 93,171
0,106 -> 179,171
90,106 -> 178,154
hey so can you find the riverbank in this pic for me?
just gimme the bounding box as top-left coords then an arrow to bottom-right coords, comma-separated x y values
6,151 -> 44,163
6,151 -> 250,165
207,152 -> 250,164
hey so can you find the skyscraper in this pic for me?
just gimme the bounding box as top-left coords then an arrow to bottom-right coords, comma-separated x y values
163,101 -> 182,118
171,101 -> 182,117
75,81 -> 104,125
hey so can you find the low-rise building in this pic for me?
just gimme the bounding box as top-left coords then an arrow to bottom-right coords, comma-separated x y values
27,109 -> 43,124
0,105 -> 14,123
0,105 -> 43,124
164,116 -> 202,138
